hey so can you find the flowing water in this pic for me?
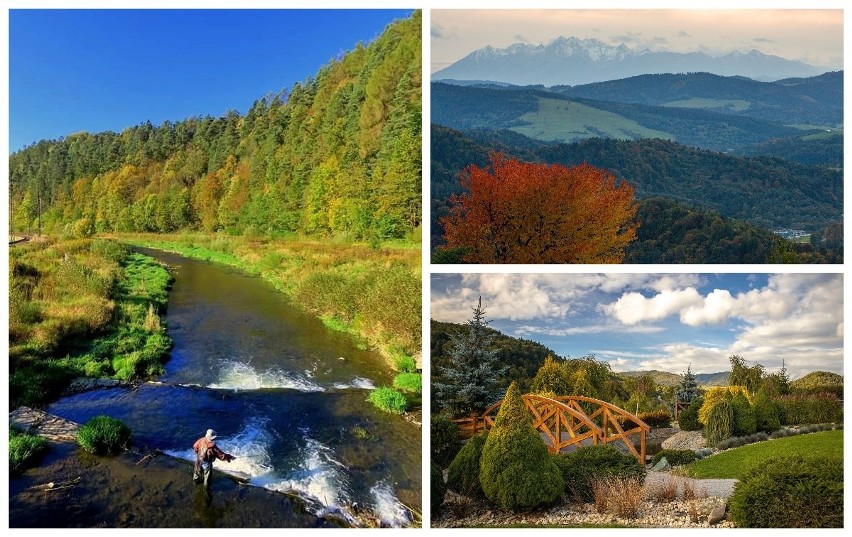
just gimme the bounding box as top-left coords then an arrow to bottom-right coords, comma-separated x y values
46,248 -> 421,527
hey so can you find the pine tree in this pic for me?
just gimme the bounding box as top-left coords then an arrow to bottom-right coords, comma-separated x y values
676,364 -> 700,403
433,297 -> 508,416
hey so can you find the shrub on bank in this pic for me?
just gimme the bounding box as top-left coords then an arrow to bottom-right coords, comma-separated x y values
479,382 -> 564,511
729,455 -> 843,527
637,409 -> 671,429
651,449 -> 696,467
367,387 -> 408,414
554,444 -> 646,503
10,428 -> 50,473
430,415 -> 461,468
77,415 -> 131,454
447,431 -> 488,499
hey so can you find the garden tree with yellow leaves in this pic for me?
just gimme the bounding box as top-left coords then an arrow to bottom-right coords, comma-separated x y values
439,153 -> 638,263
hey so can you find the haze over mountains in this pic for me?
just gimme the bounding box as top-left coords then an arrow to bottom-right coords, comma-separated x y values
432,36 -> 825,86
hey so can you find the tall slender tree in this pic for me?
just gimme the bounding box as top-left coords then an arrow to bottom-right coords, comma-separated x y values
433,297 -> 508,416
676,364 -> 701,403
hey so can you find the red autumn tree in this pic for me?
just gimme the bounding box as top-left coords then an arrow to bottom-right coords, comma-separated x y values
439,154 -> 638,263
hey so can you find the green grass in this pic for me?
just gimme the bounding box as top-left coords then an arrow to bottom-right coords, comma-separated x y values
9,239 -> 173,408
511,97 -> 673,143
393,372 -> 422,394
77,415 -> 132,454
368,387 -> 409,414
9,428 -> 50,473
663,97 -> 751,112
684,430 -> 842,480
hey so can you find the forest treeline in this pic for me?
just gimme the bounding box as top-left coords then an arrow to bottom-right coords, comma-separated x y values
10,11 -> 421,242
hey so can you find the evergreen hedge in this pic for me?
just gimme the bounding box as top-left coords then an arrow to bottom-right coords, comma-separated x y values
479,382 -> 564,511
430,414 -> 461,468
705,400 -> 734,446
678,396 -> 703,431
553,444 -> 646,503
731,392 -> 757,436
431,462 -> 447,515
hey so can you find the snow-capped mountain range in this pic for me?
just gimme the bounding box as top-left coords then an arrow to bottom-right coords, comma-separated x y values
432,36 -> 822,86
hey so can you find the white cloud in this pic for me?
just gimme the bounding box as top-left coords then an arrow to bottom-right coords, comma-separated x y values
604,288 -> 703,325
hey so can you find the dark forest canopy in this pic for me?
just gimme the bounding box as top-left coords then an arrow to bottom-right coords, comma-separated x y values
10,11 -> 421,242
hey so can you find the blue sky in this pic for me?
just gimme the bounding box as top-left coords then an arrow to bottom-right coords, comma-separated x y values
431,273 -> 843,379
9,9 -> 414,152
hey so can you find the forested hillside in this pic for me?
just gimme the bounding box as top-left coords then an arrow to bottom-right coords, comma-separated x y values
10,11 -> 421,242
431,125 -> 842,263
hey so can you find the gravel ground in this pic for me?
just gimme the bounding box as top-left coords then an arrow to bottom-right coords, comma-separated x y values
646,470 -> 738,499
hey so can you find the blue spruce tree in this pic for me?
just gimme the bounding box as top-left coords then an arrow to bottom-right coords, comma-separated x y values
433,297 -> 508,416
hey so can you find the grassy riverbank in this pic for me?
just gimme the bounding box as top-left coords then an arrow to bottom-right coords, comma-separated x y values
9,238 -> 173,409
117,232 -> 421,369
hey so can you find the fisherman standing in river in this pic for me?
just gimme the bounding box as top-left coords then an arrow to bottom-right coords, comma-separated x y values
193,428 -> 235,488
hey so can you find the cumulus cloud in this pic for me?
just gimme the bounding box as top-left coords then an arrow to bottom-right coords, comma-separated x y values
604,288 -> 703,325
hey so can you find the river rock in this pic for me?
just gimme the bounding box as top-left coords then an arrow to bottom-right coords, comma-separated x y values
708,503 -> 727,525
651,457 -> 671,472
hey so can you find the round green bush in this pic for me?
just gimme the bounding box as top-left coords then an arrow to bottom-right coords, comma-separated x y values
678,396 -> 703,431
553,444 -> 646,502
729,455 -> 842,527
479,382 -> 564,511
705,400 -> 734,446
731,392 -> 757,436
431,462 -> 447,515
431,414 -> 461,468
651,449 -> 695,467
447,431 -> 488,499
77,415 -> 131,454
367,387 -> 408,414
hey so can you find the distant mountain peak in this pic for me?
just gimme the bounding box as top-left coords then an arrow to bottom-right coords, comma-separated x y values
433,36 -> 821,86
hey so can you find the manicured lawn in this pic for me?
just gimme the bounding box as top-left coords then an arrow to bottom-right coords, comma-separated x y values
684,430 -> 842,480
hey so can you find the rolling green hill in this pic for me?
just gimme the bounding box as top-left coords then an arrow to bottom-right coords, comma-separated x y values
619,370 -> 729,387
791,371 -> 844,389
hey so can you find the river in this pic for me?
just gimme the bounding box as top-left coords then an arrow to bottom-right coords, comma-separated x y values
46,248 -> 421,527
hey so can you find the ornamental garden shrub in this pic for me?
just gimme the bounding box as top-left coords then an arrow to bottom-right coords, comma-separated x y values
729,455 -> 843,528
774,392 -> 843,425
479,382 -> 564,511
678,396 -> 703,431
431,414 -> 461,468
651,449 -> 696,467
447,431 -> 488,499
704,400 -> 734,446
752,390 -> 781,433
368,387 -> 408,414
431,462 -> 447,515
731,392 -> 757,436
637,409 -> 671,428
553,444 -> 646,503
77,415 -> 131,454
698,386 -> 750,425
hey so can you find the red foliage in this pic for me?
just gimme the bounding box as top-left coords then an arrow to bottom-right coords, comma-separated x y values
439,154 -> 638,263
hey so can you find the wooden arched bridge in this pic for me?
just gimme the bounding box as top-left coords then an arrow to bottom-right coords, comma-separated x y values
453,394 -> 650,464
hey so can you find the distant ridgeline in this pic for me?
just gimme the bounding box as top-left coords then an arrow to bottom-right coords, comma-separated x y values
10,11 -> 421,241
431,72 -> 843,263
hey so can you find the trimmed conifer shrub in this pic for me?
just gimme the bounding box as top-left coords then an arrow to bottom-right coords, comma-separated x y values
479,382 -> 564,511
553,444 -> 646,503
431,414 -> 461,468
729,455 -> 842,527
431,462 -> 447,515
678,396 -> 703,431
752,390 -> 781,433
447,431 -> 488,499
731,392 -> 757,436
77,415 -> 131,454
651,449 -> 696,467
704,400 -> 734,446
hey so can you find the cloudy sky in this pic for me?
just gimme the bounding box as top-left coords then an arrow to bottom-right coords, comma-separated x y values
431,9 -> 844,73
431,273 -> 843,379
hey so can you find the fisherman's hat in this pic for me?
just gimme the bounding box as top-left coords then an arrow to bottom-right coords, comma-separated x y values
205,429 -> 217,441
